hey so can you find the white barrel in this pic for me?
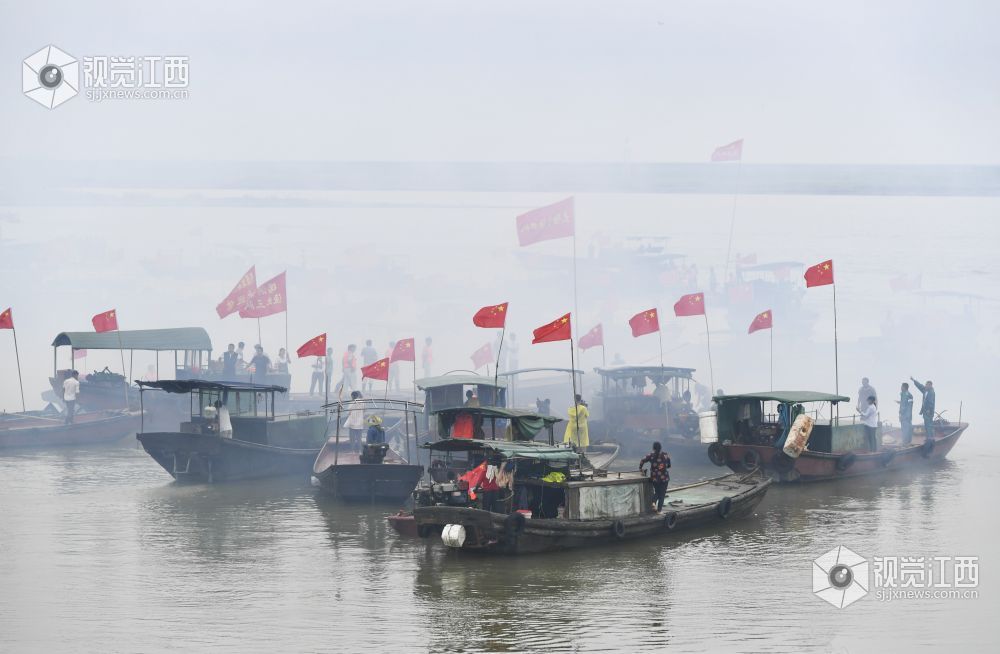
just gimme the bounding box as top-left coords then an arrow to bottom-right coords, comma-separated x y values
698,411 -> 719,444
441,524 -> 466,548
782,414 -> 815,458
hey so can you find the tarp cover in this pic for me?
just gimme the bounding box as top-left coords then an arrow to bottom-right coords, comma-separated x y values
576,483 -> 643,519
432,406 -> 561,440
422,438 -> 580,463
52,328 -> 212,352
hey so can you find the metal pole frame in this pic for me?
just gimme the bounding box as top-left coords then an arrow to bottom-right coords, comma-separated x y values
11,325 -> 26,413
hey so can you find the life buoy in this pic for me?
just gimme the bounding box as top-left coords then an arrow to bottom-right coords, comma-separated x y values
612,519 -> 626,539
771,452 -> 795,473
504,512 -> 526,534
664,512 -> 678,530
741,449 -> 761,471
707,442 -> 727,467
716,496 -> 732,519
835,452 -> 857,472
880,450 -> 895,468
921,438 -> 935,458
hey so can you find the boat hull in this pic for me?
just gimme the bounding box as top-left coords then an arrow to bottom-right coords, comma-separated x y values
314,463 -> 424,503
716,422 -> 967,482
414,473 -> 770,554
137,432 -> 319,483
0,411 -> 140,449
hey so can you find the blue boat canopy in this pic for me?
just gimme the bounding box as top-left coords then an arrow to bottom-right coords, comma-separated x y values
52,327 -> 212,352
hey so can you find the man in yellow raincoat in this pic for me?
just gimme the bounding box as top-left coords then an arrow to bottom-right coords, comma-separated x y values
563,394 -> 590,448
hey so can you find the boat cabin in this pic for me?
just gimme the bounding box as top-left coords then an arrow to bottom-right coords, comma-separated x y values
594,365 -> 699,436
711,391 -> 870,453
415,373 -> 507,433
431,405 -> 561,444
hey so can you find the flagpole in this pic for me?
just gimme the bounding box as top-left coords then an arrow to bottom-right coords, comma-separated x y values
11,325 -> 26,413
722,158 -> 743,283
572,223 -> 579,342
494,326 -> 505,393
833,282 -> 840,424
569,336 -> 579,448
703,313 -> 715,396
257,318 -> 262,349
115,328 -> 129,409
601,342 -> 606,368
769,325 -> 774,392
656,321 -> 664,368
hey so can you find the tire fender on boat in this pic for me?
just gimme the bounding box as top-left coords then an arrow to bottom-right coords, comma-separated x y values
921,438 -> 935,459
716,496 -> 732,519
663,512 -> 678,530
835,452 -> 857,472
612,519 -> 626,539
707,442 -> 727,467
741,449 -> 761,471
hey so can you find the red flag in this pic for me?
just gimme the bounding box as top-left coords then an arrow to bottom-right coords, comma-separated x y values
239,272 -> 287,318
628,309 -> 659,337
0,307 -> 12,330
673,293 -> 706,317
804,260 -> 834,288
748,310 -> 773,334
578,324 -> 603,350
471,342 -> 493,370
390,337 -> 415,362
736,253 -> 757,266
532,313 -> 572,344
361,357 -> 390,381
92,309 -> 119,333
216,266 -> 257,319
711,139 -> 743,162
516,197 -> 575,246
74,349 -> 88,359
473,302 -> 509,328
296,333 -> 327,358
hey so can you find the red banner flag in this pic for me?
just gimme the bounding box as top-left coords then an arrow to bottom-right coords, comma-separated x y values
673,293 -> 706,317
0,307 -> 12,330
92,309 -> 119,333
516,197 -> 575,247
471,343 -> 493,370
361,357 -> 390,381
239,272 -> 287,318
532,313 -> 572,344
391,337 -> 415,362
296,333 -> 327,358
804,260 -> 834,288
711,139 -> 743,162
578,323 -> 603,350
748,310 -> 773,334
473,302 -> 509,328
629,309 -> 659,337
74,349 -> 88,359
216,266 -> 257,319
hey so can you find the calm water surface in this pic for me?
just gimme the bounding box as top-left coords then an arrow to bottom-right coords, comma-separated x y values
1,432 -> 997,653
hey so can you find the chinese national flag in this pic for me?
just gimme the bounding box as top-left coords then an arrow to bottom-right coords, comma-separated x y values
0,307 -> 12,330
471,343 -> 493,370
473,302 -> 509,328
711,139 -> 743,162
629,309 -> 659,337
296,333 -> 327,358
516,197 -> 575,246
391,337 -> 415,362
748,310 -> 773,334
239,272 -> 287,318
804,260 -> 834,288
361,357 -> 390,381
673,293 -> 706,317
216,266 -> 257,319
74,349 -> 88,359
578,323 -> 603,350
92,309 -> 119,332
532,313 -> 572,344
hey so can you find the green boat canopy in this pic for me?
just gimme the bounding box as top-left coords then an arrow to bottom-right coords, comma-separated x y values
431,406 -> 561,441
52,328 -> 212,352
421,438 -> 581,463
137,379 -> 286,394
713,391 -> 850,404
416,374 -> 506,390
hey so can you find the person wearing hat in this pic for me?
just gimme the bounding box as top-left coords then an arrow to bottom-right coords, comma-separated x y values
366,414 -> 386,445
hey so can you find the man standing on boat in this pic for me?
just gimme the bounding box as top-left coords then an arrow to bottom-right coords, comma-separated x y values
249,345 -> 271,381
639,442 -> 671,512
222,343 -> 238,379
563,394 -> 589,448
360,340 -> 378,394
345,390 -> 365,454
860,396 -> 879,452
324,347 -> 334,395
340,344 -> 358,394
911,377 -> 936,441
897,382 -> 914,445
857,377 -> 878,412
62,370 -> 80,425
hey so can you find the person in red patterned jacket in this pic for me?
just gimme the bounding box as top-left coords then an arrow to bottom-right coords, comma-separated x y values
639,441 -> 672,512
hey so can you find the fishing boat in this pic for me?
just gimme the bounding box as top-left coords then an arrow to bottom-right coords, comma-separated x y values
411,435 -> 770,554
135,380 -> 327,483
0,408 -> 141,449
312,398 -> 425,503
703,391 -> 969,483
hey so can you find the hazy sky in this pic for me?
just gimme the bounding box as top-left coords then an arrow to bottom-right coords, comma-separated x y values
2,0 -> 999,164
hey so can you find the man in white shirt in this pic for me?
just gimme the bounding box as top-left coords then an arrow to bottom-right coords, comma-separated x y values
860,395 -> 879,452
63,370 -> 81,424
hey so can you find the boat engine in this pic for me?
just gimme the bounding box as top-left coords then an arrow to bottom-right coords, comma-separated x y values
360,443 -> 389,464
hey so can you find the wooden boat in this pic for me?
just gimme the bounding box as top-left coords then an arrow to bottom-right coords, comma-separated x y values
703,391 -> 968,483
312,398 -> 424,503
0,409 -> 140,449
412,439 -> 769,554
135,380 -> 327,483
